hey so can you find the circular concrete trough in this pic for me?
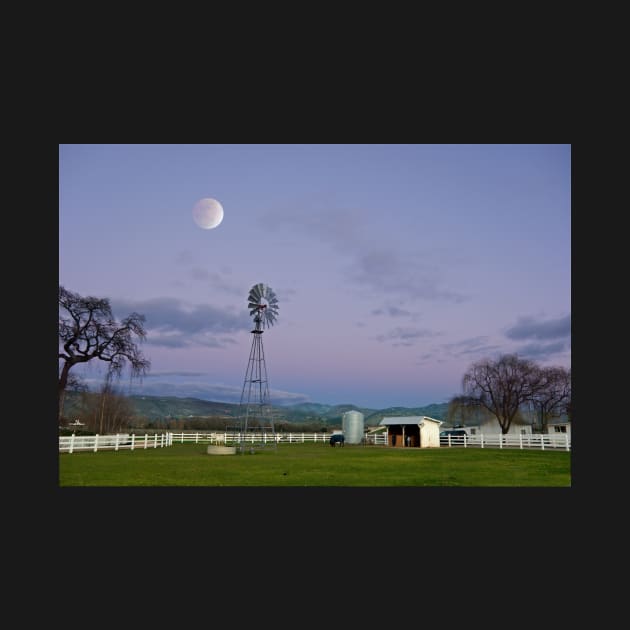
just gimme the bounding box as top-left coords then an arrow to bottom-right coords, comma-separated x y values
207,445 -> 237,455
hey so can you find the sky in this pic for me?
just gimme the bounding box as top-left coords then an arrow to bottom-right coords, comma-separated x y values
59,144 -> 571,410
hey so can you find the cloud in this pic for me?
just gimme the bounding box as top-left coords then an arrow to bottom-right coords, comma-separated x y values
111,297 -> 250,348
375,327 -> 440,345
371,305 -> 419,318
125,380 -> 312,406
505,314 -> 571,340
430,330 -> 570,365
189,268 -> 242,295
349,249 -> 466,302
260,207 -> 467,303
515,341 -> 569,360
430,336 -> 504,361
145,371 -> 207,378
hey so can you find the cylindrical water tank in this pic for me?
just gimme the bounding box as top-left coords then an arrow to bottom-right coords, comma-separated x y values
342,410 -> 364,444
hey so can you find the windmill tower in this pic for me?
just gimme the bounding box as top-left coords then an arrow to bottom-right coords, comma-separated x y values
237,283 -> 279,452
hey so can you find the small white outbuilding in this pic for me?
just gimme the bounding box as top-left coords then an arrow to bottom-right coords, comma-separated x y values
378,416 -> 443,448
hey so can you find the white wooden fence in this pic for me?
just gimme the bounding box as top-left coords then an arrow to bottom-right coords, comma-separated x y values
169,431 -> 389,445
439,433 -> 570,451
59,430 -> 569,453
59,432 -> 172,453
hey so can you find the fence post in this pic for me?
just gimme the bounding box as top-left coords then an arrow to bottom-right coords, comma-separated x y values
463,434 -> 467,448
131,433 -> 135,450
153,434 -> 158,448
565,434 -> 569,451
94,434 -> 99,452
480,434 -> 484,448
519,434 -> 523,449
447,434 -> 451,447
69,433 -> 75,454
541,434 -> 545,451
499,434 -> 503,449
144,434 -> 148,449
115,434 -> 120,451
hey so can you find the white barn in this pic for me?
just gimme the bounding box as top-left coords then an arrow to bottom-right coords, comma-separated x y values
477,416 -> 532,435
546,419 -> 571,437
379,416 -> 443,448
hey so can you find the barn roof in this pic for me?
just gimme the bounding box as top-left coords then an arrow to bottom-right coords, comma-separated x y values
379,415 -> 443,426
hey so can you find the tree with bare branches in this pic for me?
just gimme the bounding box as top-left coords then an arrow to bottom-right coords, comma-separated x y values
78,382 -> 136,434
461,354 -> 544,434
446,394 -> 491,427
529,366 -> 571,432
58,285 -> 150,422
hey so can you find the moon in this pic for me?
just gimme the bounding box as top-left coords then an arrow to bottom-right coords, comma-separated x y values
192,198 -> 224,230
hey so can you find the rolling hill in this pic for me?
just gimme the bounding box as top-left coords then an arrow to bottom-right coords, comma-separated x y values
62,391 -> 449,426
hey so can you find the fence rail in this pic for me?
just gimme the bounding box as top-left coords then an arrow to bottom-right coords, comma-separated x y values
439,432 -> 570,451
59,430 -> 569,453
169,431 -> 389,445
59,433 -> 172,453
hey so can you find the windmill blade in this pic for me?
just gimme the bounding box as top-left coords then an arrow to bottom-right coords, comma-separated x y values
246,283 -> 279,328
249,284 -> 262,302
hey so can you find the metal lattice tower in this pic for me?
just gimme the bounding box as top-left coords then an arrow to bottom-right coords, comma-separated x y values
237,283 -> 279,452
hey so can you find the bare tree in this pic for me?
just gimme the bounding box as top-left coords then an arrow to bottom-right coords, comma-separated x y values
79,383 -> 136,434
446,395 -> 488,427
58,285 -> 150,421
462,354 -> 544,434
530,366 -> 571,432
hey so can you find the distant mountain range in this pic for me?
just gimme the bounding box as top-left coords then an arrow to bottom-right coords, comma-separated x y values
63,391 -> 449,427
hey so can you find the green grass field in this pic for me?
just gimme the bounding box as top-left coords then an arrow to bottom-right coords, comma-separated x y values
58,443 -> 571,487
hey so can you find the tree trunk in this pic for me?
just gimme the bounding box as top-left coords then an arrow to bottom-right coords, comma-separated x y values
58,360 -> 73,423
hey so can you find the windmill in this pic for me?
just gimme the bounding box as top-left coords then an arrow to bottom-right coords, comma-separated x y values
237,283 -> 279,452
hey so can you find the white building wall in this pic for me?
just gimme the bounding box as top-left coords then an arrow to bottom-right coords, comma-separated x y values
419,419 -> 441,447
478,417 -> 532,435
547,422 -> 571,437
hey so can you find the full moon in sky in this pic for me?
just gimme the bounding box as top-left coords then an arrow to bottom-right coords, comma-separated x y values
192,198 -> 224,229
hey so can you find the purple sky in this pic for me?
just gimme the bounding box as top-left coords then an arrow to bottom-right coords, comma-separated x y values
59,144 -> 571,409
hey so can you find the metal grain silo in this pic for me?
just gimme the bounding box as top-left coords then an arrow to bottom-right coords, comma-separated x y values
342,410 -> 364,444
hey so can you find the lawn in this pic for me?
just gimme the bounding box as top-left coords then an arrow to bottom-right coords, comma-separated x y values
58,443 -> 571,487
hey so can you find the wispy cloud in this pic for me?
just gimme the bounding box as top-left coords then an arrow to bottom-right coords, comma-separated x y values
503,314 -> 571,362
260,207 -> 467,304
189,268 -> 242,295
111,297 -> 250,348
77,376 -> 312,406
144,371 -> 207,378
430,336 -> 504,361
516,341 -> 570,360
128,380 -> 312,406
505,314 -> 571,340
375,327 -> 440,347
371,305 -> 421,319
